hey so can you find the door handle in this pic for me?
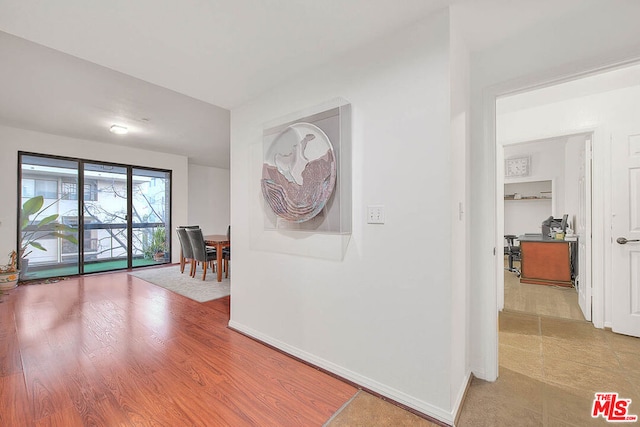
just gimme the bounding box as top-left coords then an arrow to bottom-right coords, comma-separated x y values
616,237 -> 640,244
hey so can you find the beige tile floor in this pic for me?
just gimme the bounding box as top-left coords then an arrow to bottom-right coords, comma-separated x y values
503,260 -> 585,321
457,311 -> 640,426
327,264 -> 640,426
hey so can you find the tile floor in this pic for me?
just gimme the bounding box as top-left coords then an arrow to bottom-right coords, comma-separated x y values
327,264 -> 640,426
457,311 -> 640,426
503,261 -> 584,321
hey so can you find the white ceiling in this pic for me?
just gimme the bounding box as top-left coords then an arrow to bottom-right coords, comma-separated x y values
0,31 -> 230,168
0,0 -> 617,168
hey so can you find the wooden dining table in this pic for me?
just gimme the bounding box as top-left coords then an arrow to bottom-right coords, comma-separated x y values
204,234 -> 230,282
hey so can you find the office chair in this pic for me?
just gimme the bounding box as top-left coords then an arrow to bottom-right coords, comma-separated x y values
504,235 -> 521,277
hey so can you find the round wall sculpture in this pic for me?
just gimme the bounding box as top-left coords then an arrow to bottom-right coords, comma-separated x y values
261,122 -> 337,223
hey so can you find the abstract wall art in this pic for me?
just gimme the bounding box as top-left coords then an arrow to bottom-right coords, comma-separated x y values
261,123 -> 336,222
261,99 -> 351,234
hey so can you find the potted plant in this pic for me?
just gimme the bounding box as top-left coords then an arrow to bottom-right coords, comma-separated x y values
20,195 -> 78,278
0,251 -> 19,290
143,226 -> 166,261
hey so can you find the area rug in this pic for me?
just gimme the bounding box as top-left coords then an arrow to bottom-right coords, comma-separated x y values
129,265 -> 230,302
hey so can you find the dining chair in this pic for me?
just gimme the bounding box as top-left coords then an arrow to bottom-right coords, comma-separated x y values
186,228 -> 217,280
176,226 -> 199,275
223,225 -> 231,278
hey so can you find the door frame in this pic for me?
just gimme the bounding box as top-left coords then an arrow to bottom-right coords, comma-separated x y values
478,59 -> 638,381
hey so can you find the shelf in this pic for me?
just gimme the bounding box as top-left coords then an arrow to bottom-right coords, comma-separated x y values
504,197 -> 552,201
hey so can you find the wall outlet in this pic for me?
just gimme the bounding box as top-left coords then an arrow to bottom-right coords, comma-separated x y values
367,205 -> 385,224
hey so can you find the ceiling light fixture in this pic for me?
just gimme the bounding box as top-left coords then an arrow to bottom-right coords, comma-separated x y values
109,124 -> 128,135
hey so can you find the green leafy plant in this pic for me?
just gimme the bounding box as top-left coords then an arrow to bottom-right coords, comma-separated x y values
20,196 -> 78,260
144,226 -> 166,260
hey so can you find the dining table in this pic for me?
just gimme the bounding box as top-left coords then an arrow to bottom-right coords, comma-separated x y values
204,234 -> 230,282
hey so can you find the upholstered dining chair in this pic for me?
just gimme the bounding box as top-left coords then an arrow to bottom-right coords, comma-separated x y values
186,228 -> 217,280
176,226 -> 199,275
222,225 -> 231,278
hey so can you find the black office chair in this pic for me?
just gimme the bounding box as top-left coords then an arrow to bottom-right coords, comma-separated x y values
504,235 -> 521,277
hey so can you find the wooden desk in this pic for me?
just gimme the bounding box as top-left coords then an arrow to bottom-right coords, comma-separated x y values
204,234 -> 230,282
518,235 -> 576,287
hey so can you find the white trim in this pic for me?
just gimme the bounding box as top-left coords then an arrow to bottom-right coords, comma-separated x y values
451,371 -> 472,424
228,320 -> 456,425
591,128 -> 607,328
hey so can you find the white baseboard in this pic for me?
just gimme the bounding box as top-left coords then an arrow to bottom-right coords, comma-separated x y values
228,320 -> 454,425
451,371 -> 472,426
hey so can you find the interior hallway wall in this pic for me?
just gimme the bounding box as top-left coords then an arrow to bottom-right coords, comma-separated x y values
230,9 -> 465,423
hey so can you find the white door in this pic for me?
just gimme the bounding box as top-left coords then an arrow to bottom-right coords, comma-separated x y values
611,130 -> 640,337
577,138 -> 592,321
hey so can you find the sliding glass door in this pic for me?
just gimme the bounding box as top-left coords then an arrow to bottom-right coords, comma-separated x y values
20,155 -> 81,279
18,153 -> 171,280
82,163 -> 129,273
131,168 -> 171,267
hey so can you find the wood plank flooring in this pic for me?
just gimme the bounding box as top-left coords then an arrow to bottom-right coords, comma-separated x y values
0,272 -> 356,426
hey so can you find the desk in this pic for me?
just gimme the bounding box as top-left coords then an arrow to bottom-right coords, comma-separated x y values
204,235 -> 230,282
518,235 -> 577,287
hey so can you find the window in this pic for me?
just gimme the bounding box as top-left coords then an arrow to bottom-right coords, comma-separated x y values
61,182 -> 77,200
22,178 -> 58,199
19,152 -> 172,279
62,181 -> 97,201
84,182 -> 98,201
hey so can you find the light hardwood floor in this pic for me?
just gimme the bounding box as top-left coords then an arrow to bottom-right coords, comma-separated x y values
0,272 -> 356,426
3,268 -> 638,426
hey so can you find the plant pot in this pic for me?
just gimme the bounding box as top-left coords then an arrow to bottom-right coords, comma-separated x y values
153,252 -> 165,262
0,271 -> 20,290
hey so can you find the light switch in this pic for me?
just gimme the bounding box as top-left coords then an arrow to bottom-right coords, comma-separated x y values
367,205 -> 385,224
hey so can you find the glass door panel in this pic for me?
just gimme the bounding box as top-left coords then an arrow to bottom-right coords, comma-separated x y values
83,163 -> 129,273
132,168 -> 171,267
20,154 -> 80,280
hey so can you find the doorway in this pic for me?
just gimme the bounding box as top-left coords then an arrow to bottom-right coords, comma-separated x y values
497,134 -> 592,322
493,62 -> 640,339
18,152 -> 172,280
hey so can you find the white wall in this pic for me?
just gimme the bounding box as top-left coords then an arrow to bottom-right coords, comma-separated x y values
188,163 -> 230,235
502,137 -> 569,238
0,124 -> 189,263
230,9 -> 463,423
503,138 -> 566,215
469,1 -> 640,380
449,7 -> 472,415
504,181 -> 552,237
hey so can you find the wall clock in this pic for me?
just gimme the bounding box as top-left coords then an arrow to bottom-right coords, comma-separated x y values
505,156 -> 530,177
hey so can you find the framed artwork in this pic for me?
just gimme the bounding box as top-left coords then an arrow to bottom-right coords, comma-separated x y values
261,99 -> 351,234
505,156 -> 530,177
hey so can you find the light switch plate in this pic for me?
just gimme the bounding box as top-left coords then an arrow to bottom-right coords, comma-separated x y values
367,205 -> 385,224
